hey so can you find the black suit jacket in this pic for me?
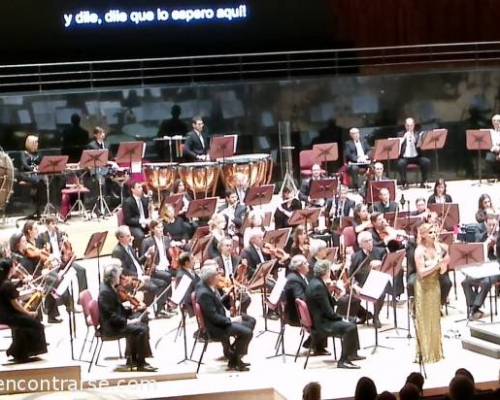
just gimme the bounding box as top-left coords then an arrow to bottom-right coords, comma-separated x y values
123,196 -> 150,230
349,247 -> 387,286
195,281 -> 231,340
427,194 -> 453,205
36,231 -> 63,253
87,140 -> 107,150
111,244 -> 147,277
98,282 -> 131,336
183,130 -> 208,161
344,139 -> 371,163
283,272 -> 307,326
140,235 -> 172,265
214,254 -> 241,277
305,277 -> 342,334
325,198 -> 355,219
398,130 -> 424,158
372,201 -> 398,214
274,199 -> 302,229
240,245 -> 270,278
20,151 -> 40,172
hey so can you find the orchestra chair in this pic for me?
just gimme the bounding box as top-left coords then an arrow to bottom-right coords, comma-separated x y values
78,290 -> 95,361
87,299 -> 124,373
300,150 -> 326,178
341,226 -> 358,252
115,207 -> 125,226
294,299 -> 337,370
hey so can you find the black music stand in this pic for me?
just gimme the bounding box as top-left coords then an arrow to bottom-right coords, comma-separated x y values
83,231 -> 108,284
288,208 -> 321,234
373,138 -> 401,179
209,135 -> 235,162
466,130 -> 492,184
420,129 -> 447,178
312,142 -> 339,175
38,155 -> 69,218
80,149 -> 111,219
245,184 -> 275,209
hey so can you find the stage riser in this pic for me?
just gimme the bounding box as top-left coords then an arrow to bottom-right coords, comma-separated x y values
461,338 -> 500,359
470,325 -> 500,345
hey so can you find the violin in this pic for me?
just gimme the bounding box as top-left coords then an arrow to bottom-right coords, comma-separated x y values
116,285 -> 146,310
262,242 -> 290,263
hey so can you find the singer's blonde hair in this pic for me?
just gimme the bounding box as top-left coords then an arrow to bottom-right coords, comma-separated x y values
417,223 -> 434,245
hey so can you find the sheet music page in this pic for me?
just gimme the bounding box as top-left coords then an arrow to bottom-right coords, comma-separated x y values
268,275 -> 287,305
171,274 -> 192,305
360,270 -> 391,300
461,262 -> 500,280
55,268 -> 77,296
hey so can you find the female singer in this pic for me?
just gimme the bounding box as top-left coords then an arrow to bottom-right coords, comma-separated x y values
274,186 -> 301,229
475,194 -> 496,223
20,135 -> 46,218
171,179 -> 192,218
352,203 -> 372,234
413,223 -> 449,363
427,178 -> 453,205
0,259 -> 48,363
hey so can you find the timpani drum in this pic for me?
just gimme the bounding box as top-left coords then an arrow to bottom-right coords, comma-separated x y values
221,153 -> 272,190
144,162 -> 178,192
178,161 -> 219,198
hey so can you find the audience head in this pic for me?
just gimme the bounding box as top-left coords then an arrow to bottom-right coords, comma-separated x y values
399,383 -> 419,400
358,231 -> 374,252
448,375 -> 475,400
454,368 -> 475,386
313,259 -> 330,279
354,377 -> 378,400
405,372 -> 424,394
192,115 -> 204,133
376,391 -> 396,400
289,254 -> 309,276
25,134 -> 39,153
350,127 -> 360,141
433,178 -> 447,197
302,382 -> 321,400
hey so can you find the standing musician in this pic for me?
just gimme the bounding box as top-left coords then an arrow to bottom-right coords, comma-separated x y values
274,186 -> 302,229
183,115 -> 210,162
111,226 -> 170,318
218,190 -> 247,237
349,231 -> 387,329
175,252 -> 200,317
298,164 -> 325,207
98,263 -> 157,372
0,259 -> 48,363
305,260 -> 364,369
20,134 -> 45,219
344,127 -> 371,191
195,265 -> 255,371
427,178 -> 453,205
123,181 -> 151,250
396,117 -> 430,189
371,188 -> 398,214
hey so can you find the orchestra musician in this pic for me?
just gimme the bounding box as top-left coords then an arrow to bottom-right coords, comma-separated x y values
87,126 -> 108,150
98,263 -> 157,372
411,198 -> 429,218
427,178 -> 453,205
170,179 -> 192,219
20,134 -> 45,219
325,184 -> 355,225
371,188 -> 398,214
274,186 -> 302,229
349,231 -> 387,329
175,252 -> 200,317
0,259 -> 48,363
162,203 -> 195,242
123,181 -> 151,250
195,265 -> 255,371
475,193 -> 496,224
485,114 -> 500,172
242,211 -> 265,249
207,213 -> 228,259
344,127 -> 371,191
234,172 -> 250,205
218,190 -> 247,237
111,226 -> 170,318
290,225 -> 312,259
396,117 -> 430,189
352,203 -> 372,234
240,232 -> 270,278
9,232 -> 37,275
305,260 -> 365,369
298,164 -> 325,207
183,115 -> 210,161
361,162 -> 388,198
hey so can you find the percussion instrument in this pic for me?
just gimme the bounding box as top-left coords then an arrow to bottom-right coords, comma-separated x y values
178,161 -> 219,198
0,151 -> 14,213
144,162 -> 178,192
220,153 -> 272,190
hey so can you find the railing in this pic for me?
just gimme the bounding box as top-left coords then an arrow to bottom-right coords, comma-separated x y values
1,41 -> 500,93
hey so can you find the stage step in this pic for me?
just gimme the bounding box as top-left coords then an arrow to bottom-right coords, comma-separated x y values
461,337 -> 500,359
470,324 -> 500,345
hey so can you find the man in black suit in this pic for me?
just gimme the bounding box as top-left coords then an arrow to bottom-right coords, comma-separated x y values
195,265 -> 255,371
123,181 -> 150,250
371,188 -> 398,214
87,127 -> 107,151
98,263 -> 157,372
305,260 -> 364,369
349,231 -> 388,328
361,162 -> 389,198
325,185 -> 355,222
175,253 -> 200,317
396,117 -> 431,189
240,232 -> 270,279
298,164 -> 325,207
344,127 -> 371,190
183,115 -> 209,161
112,226 -> 170,318
218,190 -> 247,236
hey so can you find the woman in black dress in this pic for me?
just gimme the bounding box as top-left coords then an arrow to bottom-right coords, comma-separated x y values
0,258 -> 47,362
20,135 -> 46,219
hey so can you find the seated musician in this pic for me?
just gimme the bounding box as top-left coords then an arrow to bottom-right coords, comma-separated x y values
242,211 -> 265,249
298,164 -> 325,207
162,203 -> 195,242
411,198 -> 430,218
305,260 -> 364,369
475,193 -> 496,224
87,126 -> 107,150
371,188 -> 398,214
36,216 -> 88,297
289,225 -> 311,259
283,255 -> 329,355
9,232 -> 37,275
195,264 -> 255,371
207,213 -> 228,259
427,178 -> 453,205
274,186 -> 302,229
171,179 -> 192,219
111,226 -> 170,318
183,115 -> 210,162
485,114 -> 500,173
325,185 -> 355,230
396,117 -> 430,189
361,162 -> 388,198
0,259 -> 48,363
240,232 -> 270,278
218,190 -> 247,237
123,181 -> 151,250
234,172 -> 250,205
98,262 -> 157,372
344,127 -> 371,191
175,252 -> 200,317
349,231 -> 387,329
352,203 -> 372,234
19,134 -> 45,219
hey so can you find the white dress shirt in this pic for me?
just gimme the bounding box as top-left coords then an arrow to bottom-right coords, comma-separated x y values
154,236 -> 170,271
403,132 -> 418,158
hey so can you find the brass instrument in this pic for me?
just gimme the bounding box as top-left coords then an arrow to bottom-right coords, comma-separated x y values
24,290 -> 44,312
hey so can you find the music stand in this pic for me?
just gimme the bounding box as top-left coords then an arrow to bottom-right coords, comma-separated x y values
83,231 -> 108,284
309,178 -> 337,200
38,155 -> 69,218
428,203 -> 460,231
366,180 -> 397,204
159,193 -> 184,217
263,228 -> 292,250
312,143 -> 339,175
209,136 -> 235,162
186,197 -> 217,221
288,208 -> 321,233
420,129 -> 447,178
242,211 -> 272,231
115,141 -> 145,169
80,149 -> 111,219
191,234 -> 213,265
245,184 -> 275,209
395,216 -> 421,234
466,130 -> 492,184
192,225 -> 210,240
373,138 -> 401,179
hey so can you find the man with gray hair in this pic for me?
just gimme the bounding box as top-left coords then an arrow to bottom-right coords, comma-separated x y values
306,259 -> 364,369
195,265 -> 255,371
98,263 -> 157,372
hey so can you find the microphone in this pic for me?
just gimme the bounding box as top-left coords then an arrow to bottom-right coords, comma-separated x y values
399,194 -> 406,207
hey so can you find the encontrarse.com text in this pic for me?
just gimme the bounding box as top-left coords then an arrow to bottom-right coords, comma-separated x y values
0,377 -> 158,393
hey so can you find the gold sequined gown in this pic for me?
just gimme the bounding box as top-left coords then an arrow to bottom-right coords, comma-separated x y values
415,256 -> 444,363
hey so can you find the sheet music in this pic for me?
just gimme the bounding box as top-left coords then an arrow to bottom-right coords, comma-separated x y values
55,268 -> 76,297
461,262 -> 500,280
171,274 -> 192,305
360,270 -> 391,300
268,275 -> 287,306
